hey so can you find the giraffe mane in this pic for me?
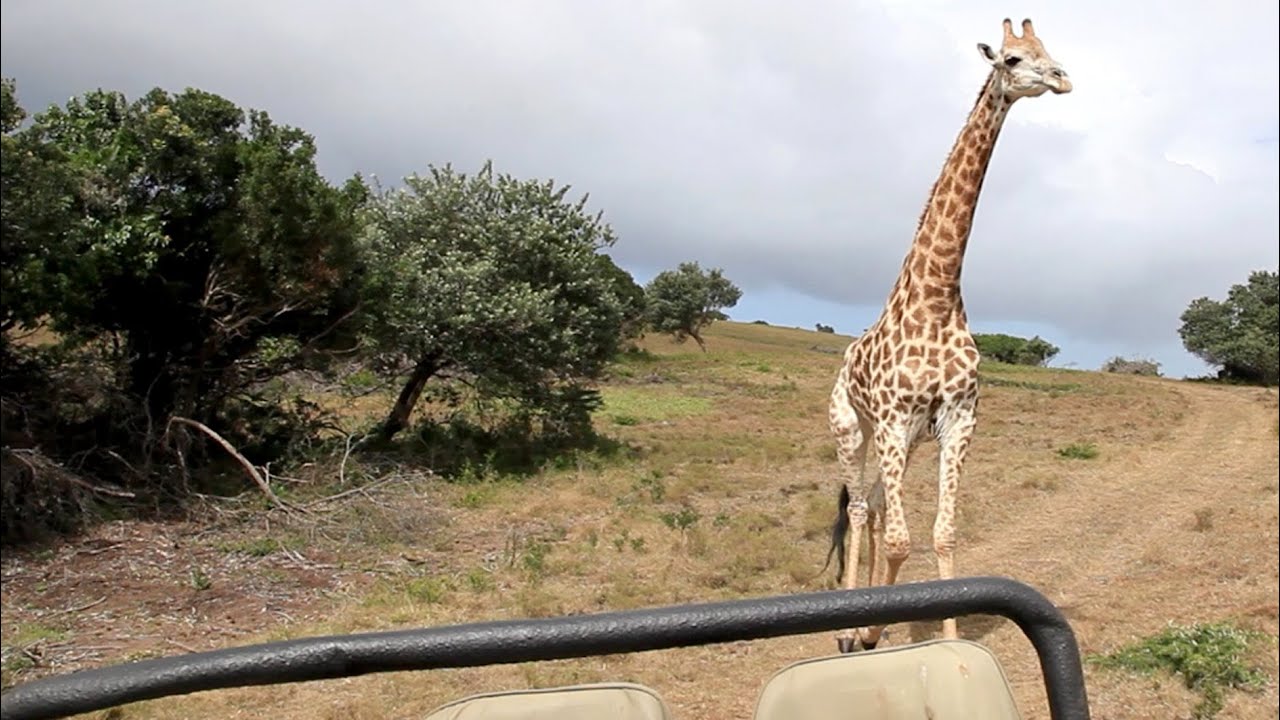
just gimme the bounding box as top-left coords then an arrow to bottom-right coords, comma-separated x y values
909,70 -> 999,238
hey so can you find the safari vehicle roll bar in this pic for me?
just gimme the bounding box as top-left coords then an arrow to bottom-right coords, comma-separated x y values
0,575 -> 1090,720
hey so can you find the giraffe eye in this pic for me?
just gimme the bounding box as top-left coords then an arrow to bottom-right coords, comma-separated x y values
1004,56 -> 1022,67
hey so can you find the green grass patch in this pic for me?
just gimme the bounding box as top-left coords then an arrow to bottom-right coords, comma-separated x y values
6,622 -> 67,647
189,566 -> 212,591
403,577 -> 449,604
658,504 -> 700,531
1088,622 -> 1269,718
1057,442 -> 1100,460
980,374 -> 1083,394
598,387 -> 713,423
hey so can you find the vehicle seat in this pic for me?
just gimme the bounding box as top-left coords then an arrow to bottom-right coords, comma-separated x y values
423,681 -> 674,720
752,639 -> 1022,720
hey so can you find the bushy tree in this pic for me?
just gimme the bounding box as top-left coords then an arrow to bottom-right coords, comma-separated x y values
1179,270 -> 1279,385
4,85 -> 365,422
644,262 -> 742,351
2,81 -> 365,540
973,333 -> 1060,366
358,162 -> 634,440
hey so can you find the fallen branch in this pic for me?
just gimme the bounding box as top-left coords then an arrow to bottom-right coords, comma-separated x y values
165,639 -> 201,654
303,475 -> 402,509
6,448 -> 136,498
167,416 -> 288,512
48,596 -> 107,617
339,433 -> 356,487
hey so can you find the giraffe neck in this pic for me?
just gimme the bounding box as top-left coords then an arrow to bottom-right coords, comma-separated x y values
889,71 -> 1013,321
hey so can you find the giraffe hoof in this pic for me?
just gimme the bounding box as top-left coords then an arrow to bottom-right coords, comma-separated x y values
836,636 -> 859,654
861,639 -> 877,651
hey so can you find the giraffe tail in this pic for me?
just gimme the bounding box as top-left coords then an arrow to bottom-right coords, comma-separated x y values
819,485 -> 851,582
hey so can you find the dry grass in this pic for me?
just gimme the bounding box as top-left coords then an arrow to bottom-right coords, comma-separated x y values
2,321 -> 1278,720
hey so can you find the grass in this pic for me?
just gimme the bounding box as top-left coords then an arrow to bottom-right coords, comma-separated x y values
1057,441 -> 1100,460
217,536 -> 303,557
598,387 -> 713,423
658,504 -> 701,531
1089,622 -> 1269,718
0,623 -> 69,688
980,373 -> 1084,394
9,320 -> 1276,720
189,567 -> 212,591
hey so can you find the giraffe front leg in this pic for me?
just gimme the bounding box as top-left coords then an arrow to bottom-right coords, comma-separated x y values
934,413 -> 975,641
860,437 -> 911,650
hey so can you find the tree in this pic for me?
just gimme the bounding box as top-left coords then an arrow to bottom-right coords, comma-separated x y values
1179,270 -> 1279,385
1,78 -> 80,336
358,162 -> 633,441
3,84 -> 366,456
972,333 -> 1059,366
21,87 -> 365,423
644,262 -> 742,351
594,253 -> 647,344
3,82 -> 366,539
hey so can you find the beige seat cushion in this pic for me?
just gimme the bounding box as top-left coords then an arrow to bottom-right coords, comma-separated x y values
423,682 -> 674,720
753,639 -> 1022,720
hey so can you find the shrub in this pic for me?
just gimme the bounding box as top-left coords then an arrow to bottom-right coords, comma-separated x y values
1057,442 -> 1099,460
1089,622 -> 1267,718
1101,356 -> 1162,376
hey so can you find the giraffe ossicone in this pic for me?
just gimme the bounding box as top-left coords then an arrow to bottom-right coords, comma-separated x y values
826,17 -> 1070,652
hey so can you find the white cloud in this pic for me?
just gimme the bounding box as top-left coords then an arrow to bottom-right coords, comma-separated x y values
2,0 -> 1276,371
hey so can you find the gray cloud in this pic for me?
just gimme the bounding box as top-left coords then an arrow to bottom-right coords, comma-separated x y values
3,0 -> 1277,362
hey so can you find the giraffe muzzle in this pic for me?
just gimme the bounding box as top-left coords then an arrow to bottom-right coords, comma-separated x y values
1046,68 -> 1072,94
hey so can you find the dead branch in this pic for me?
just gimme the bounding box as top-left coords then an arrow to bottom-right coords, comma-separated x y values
48,596 -> 107,617
103,449 -> 142,478
165,639 -> 200,654
6,448 -> 137,498
166,416 -> 289,512
339,433 -> 356,487
303,475 -> 402,509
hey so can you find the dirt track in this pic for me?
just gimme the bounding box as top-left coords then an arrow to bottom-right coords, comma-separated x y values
959,380 -> 1279,718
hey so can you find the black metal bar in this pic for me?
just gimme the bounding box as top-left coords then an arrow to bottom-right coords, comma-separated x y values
0,576 -> 1090,720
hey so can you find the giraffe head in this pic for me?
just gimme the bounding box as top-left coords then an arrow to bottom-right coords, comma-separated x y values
977,18 -> 1071,99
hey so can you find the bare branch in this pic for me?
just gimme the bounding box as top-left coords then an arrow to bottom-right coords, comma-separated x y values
303,475 -> 404,508
48,596 -> 108,617
5,448 -> 137,498
166,416 -> 289,512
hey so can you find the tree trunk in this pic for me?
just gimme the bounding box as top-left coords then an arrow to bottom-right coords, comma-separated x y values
377,355 -> 441,441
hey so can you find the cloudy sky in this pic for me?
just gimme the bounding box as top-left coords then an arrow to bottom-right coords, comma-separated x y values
3,0 -> 1277,377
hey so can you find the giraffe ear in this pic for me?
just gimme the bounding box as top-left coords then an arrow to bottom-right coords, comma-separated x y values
977,43 -> 999,65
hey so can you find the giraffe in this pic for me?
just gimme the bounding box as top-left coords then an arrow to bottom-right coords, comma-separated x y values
826,18 -> 1071,653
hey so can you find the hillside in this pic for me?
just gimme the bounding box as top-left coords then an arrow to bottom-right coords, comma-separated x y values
2,321 -> 1277,719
